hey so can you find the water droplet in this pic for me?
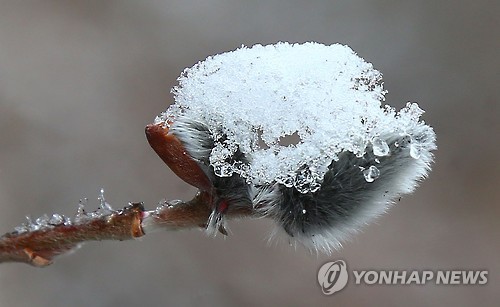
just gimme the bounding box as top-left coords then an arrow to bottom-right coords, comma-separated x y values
49,213 -> 64,225
394,141 -> 399,147
363,165 -> 380,182
94,189 -> 113,217
410,143 -> 421,159
14,224 -> 28,234
213,164 -> 234,177
35,214 -> 50,227
74,199 -> 88,223
98,188 -> 113,212
352,137 -> 367,158
63,215 -> 72,226
155,203 -> 166,213
24,216 -> 41,231
372,138 -> 390,156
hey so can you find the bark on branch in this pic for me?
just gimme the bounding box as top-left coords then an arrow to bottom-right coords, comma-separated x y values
0,192 -> 257,267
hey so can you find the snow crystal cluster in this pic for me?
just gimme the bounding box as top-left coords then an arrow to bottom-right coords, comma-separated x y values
156,42 -> 435,193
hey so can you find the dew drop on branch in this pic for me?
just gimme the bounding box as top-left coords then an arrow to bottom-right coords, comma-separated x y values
49,213 -> 64,225
35,214 -> 50,227
13,224 -> 28,234
74,199 -> 88,224
97,188 -> 113,215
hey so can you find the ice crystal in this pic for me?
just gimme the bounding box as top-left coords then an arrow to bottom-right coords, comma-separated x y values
48,213 -> 65,225
74,199 -> 89,224
372,138 -> 390,157
97,188 -> 113,214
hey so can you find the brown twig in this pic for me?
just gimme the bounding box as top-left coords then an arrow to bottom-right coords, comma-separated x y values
0,192 -> 258,267
0,203 -> 145,267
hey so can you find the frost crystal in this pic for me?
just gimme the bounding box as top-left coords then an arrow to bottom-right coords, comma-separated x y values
10,189 -> 116,236
74,199 -> 89,224
48,213 -> 65,225
97,188 -> 113,213
35,214 -> 50,227
157,42 -> 435,193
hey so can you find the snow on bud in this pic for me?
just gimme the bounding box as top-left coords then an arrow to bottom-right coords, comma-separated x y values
153,42 -> 436,253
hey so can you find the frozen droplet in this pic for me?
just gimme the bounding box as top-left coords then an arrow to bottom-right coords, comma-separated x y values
302,209 -> 307,214
372,138 -> 390,156
49,213 -> 64,225
410,143 -> 421,159
354,141 -> 367,158
363,165 -> 380,182
63,215 -> 72,226
24,216 -> 41,231
97,189 -> 113,216
394,141 -> 399,147
375,158 -> 380,164
213,164 -> 234,177
14,224 -> 28,234
35,214 -> 50,227
74,199 -> 88,223
155,202 -> 167,213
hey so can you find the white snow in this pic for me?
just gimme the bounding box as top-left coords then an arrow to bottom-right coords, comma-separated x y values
157,42 -> 434,192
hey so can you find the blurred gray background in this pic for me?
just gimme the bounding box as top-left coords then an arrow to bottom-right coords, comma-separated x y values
0,1 -> 498,306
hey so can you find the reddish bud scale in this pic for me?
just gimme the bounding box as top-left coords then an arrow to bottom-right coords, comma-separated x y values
145,123 -> 212,191
217,200 -> 229,214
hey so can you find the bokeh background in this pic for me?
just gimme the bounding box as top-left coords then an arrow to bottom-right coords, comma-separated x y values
1,1 -> 498,306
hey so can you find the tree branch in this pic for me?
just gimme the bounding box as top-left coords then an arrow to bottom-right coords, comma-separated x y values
0,192 -> 258,267
0,203 -> 145,267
